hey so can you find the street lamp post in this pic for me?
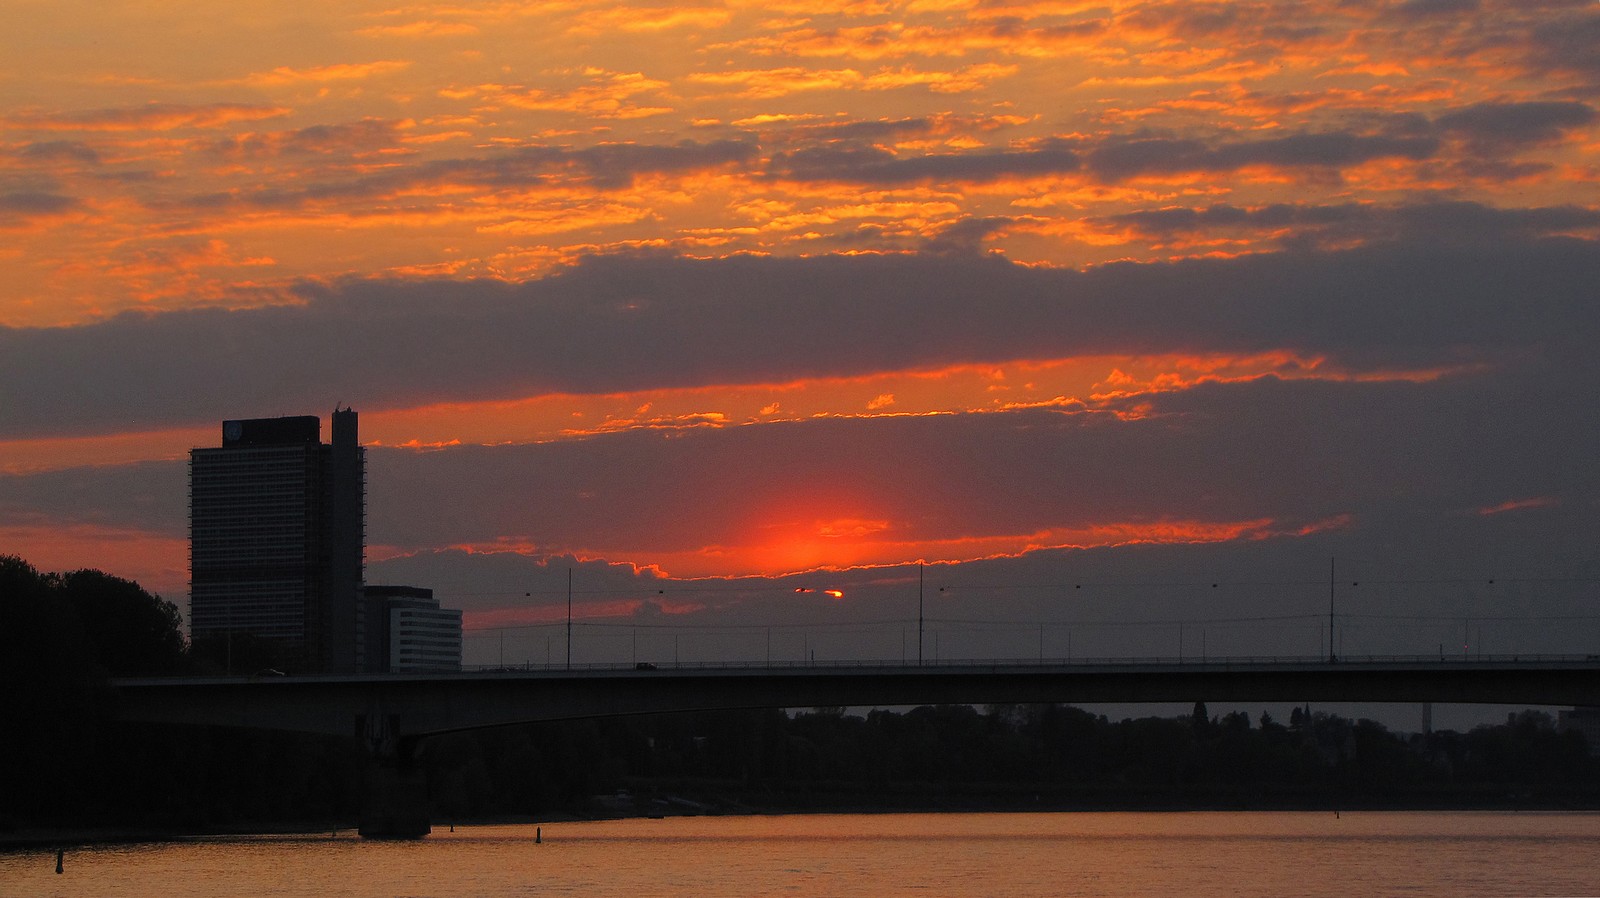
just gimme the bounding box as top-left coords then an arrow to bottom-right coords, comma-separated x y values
1329,557 -> 1337,662
918,562 -> 925,666
525,572 -> 575,671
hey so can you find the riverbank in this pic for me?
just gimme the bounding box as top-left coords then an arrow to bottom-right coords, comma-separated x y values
12,781 -> 1600,852
0,820 -> 355,851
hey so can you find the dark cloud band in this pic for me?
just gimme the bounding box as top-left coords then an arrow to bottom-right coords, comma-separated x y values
1,232 -> 1596,440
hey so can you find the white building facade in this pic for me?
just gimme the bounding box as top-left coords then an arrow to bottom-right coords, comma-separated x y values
365,585 -> 462,672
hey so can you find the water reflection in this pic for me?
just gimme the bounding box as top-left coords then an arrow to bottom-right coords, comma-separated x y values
5,812 -> 1600,897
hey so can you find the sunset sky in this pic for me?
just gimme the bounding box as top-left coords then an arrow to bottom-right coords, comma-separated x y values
4,0 -> 1600,668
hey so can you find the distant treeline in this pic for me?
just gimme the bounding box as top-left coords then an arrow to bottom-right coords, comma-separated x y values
422,702 -> 1600,819
3,554 -> 1599,835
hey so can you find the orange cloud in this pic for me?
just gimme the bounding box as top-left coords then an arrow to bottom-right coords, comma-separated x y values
477,70 -> 674,119
863,63 -> 1017,93
714,21 -> 1102,60
687,61 -> 1013,98
629,515 -> 1291,579
53,239 -> 280,311
476,201 -> 654,235
724,0 -> 898,16
1477,496 -> 1559,516
248,351 -> 1441,466
0,192 -> 89,232
357,20 -> 480,38
568,6 -> 732,35
750,200 -> 963,232
103,239 -> 275,279
7,103 -> 290,132
245,61 -> 413,86
0,522 -> 187,600
688,66 -> 866,98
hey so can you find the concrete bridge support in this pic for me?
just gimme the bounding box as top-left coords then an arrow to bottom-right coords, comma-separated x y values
355,713 -> 430,838
359,755 -> 430,839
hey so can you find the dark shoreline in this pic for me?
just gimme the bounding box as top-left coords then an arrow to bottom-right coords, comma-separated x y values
0,820 -> 354,851
9,788 -> 1600,851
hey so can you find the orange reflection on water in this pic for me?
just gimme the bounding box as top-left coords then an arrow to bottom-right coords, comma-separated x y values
9,812 -> 1597,896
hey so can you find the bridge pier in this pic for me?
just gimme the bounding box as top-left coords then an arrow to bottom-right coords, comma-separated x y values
359,755 -> 430,839
356,713 -> 431,838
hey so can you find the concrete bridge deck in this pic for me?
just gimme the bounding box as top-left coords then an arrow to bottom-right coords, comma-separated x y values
111,656 -> 1600,837
113,655 -> 1600,743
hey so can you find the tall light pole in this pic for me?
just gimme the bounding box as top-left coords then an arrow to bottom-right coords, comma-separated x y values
566,567 -> 573,670
918,562 -> 925,666
1329,557 -> 1336,663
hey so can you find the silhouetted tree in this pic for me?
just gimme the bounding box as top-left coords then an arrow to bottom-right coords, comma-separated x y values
0,557 -> 199,828
53,568 -> 186,676
0,556 -> 103,825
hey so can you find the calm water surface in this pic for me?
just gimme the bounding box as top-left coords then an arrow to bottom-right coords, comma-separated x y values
4,812 -> 1599,897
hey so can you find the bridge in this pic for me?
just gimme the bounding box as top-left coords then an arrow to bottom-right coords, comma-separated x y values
112,656 -> 1600,837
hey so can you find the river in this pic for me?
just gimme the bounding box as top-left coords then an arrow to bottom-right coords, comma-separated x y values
4,811 -> 1598,897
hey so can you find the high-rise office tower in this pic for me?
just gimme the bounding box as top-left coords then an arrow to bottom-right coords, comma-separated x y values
189,408 -> 366,673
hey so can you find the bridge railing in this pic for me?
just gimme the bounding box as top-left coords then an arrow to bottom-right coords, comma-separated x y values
454,651 -> 1600,674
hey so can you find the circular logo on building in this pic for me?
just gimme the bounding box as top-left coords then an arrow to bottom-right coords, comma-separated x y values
223,420 -> 243,441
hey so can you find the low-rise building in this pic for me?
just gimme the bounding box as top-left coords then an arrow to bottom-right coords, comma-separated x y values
364,585 -> 462,672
